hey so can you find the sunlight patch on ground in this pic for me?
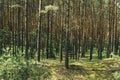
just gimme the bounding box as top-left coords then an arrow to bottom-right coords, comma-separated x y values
43,58 -> 120,80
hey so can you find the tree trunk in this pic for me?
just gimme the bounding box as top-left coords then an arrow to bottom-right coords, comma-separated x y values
37,0 -> 42,62
25,0 -> 29,60
17,0 -> 21,47
65,0 -> 70,69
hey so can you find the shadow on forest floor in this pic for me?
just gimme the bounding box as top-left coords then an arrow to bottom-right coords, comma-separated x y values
42,58 -> 120,80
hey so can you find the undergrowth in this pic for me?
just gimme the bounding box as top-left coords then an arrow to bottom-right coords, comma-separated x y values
0,54 -> 51,80
111,53 -> 120,80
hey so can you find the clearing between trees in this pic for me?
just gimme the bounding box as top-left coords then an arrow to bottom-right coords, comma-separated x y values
40,58 -> 120,80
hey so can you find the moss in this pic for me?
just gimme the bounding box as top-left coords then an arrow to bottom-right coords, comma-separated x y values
44,58 -> 120,80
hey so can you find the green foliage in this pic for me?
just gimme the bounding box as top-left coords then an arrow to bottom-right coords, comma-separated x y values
40,5 -> 59,14
2,47 -> 25,57
112,72 -> 120,80
0,29 -> 11,53
111,56 -> 120,80
10,4 -> 23,8
110,52 -> 119,58
0,55 -> 51,80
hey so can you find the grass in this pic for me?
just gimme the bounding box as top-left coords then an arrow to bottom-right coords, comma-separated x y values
39,57 -> 120,80
0,58 -> 118,80
33,51 -> 120,80
0,51 -> 119,80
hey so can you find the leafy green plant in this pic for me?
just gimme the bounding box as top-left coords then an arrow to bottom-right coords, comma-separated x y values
0,55 -> 51,80
112,72 -> 120,80
0,29 -> 11,53
111,55 -> 120,80
110,52 -> 119,58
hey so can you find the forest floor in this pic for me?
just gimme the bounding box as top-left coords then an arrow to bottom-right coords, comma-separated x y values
40,58 -> 120,80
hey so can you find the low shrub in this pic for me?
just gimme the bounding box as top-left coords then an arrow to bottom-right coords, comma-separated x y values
111,54 -> 120,80
0,55 -> 51,80
112,72 -> 120,80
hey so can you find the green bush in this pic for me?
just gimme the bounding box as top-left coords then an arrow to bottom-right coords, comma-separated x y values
112,72 -> 120,80
110,52 -> 119,58
0,55 -> 51,80
0,29 -> 11,53
111,55 -> 120,80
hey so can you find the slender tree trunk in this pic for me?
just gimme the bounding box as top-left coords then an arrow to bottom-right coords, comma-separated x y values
1,0 -> 4,29
12,0 -> 15,56
114,0 -> 118,55
60,0 -> 65,62
46,11 -> 50,59
107,0 -> 112,58
90,0 -> 94,60
78,0 -> 81,59
37,0 -> 41,62
65,0 -> 70,69
81,0 -> 87,58
98,0 -> 104,59
17,0 -> 21,47
25,0 -> 29,60
49,0 -> 55,58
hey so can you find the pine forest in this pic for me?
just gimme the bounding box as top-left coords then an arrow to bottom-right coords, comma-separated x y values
0,0 -> 120,80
